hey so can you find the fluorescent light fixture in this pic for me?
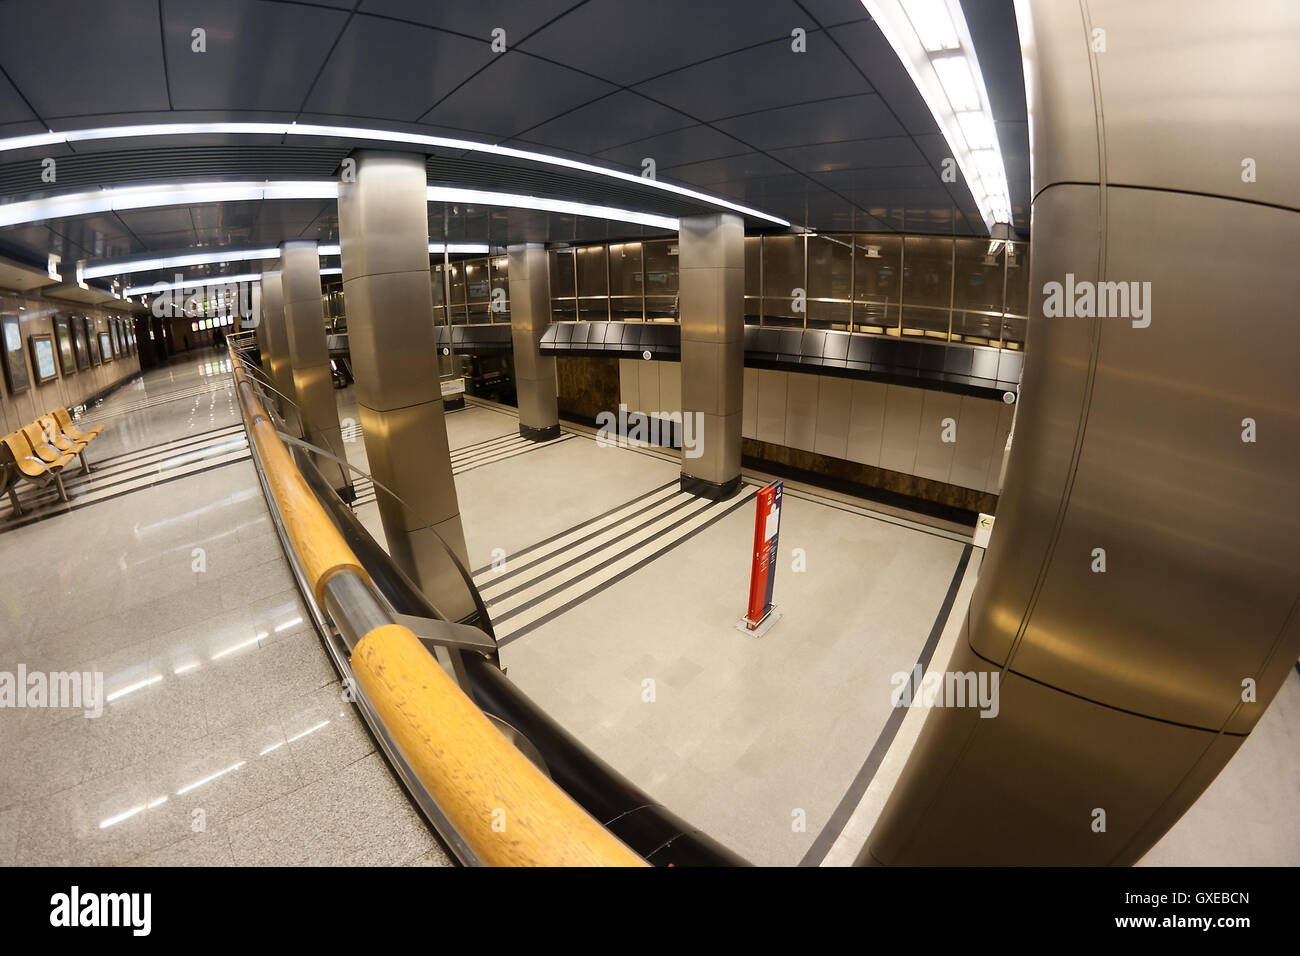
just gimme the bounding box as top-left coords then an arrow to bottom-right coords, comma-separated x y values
956,111 -> 995,149
0,121 -> 789,226
428,185 -> 678,231
862,0 -> 1013,232
0,181 -> 337,229
901,0 -> 959,51
91,242 -> 489,282
932,54 -> 980,111
84,247 -> 279,279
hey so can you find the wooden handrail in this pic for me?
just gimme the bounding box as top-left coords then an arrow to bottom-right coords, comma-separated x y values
227,347 -> 646,867
352,624 -> 647,867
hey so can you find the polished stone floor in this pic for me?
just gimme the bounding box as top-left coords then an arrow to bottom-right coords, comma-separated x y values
3,352 -> 1294,867
0,352 -> 448,866
337,389 -> 1300,867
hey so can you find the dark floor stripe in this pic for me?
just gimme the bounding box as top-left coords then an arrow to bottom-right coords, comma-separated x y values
450,431 -> 525,455
0,453 -> 251,533
453,435 -> 574,476
83,423 -> 244,469
449,438 -> 533,468
60,429 -> 246,487
15,435 -> 248,505
477,488 -> 685,590
796,543 -> 974,867
486,495 -> 701,610
497,487 -> 758,647
469,478 -> 680,576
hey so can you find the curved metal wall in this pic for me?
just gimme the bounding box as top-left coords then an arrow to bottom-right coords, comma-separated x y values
863,0 -> 1300,865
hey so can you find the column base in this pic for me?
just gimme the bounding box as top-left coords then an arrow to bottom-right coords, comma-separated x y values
680,473 -> 742,500
519,423 -> 561,442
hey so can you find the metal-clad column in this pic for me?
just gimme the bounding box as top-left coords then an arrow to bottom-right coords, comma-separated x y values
280,240 -> 352,495
506,243 -> 560,441
863,0 -> 1300,866
259,270 -> 300,432
678,213 -> 744,499
337,150 -> 471,621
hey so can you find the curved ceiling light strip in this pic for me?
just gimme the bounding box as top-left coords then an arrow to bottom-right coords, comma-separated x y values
85,242 -> 489,280
0,179 -> 681,232
0,121 -> 790,227
862,0 -> 1012,232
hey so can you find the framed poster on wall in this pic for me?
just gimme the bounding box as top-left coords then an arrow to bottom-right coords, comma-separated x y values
73,316 -> 90,369
109,320 -> 119,357
87,326 -> 101,366
54,315 -> 76,376
28,332 -> 58,384
99,331 -> 113,363
2,314 -> 30,395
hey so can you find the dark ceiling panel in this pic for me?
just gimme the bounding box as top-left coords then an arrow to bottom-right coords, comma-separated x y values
510,91 -> 694,155
0,70 -> 37,126
0,0 -> 170,118
769,135 -> 926,174
358,0 -> 581,39
162,0 -> 350,112
828,19 -> 938,137
303,16 -> 495,122
795,0 -> 874,28
632,35 -> 872,122
594,124 -> 752,171
421,52 -> 615,137
713,93 -> 904,151
660,152 -> 793,189
520,0 -> 807,86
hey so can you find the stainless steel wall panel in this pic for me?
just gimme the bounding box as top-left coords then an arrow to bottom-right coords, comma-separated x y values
984,401 -> 1017,494
783,371 -> 820,453
659,360 -> 682,416
756,369 -> 788,446
620,358 -> 639,410
742,366 -> 758,439
878,384 -> 922,475
814,375 -> 852,460
866,0 -> 1300,866
638,357 -> 662,415
1090,0 -> 1300,210
1009,189 -> 1300,730
342,270 -> 442,412
949,395 -> 1000,491
967,184 -> 1102,667
913,389 -> 962,483
846,379 -> 887,467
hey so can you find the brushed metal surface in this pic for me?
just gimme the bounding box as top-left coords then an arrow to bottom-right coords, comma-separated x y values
680,214 -> 745,488
338,150 -> 470,620
1090,0 -> 1300,210
866,0 -> 1300,865
507,243 -> 559,432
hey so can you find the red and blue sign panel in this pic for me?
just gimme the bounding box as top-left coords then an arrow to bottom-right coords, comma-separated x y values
745,480 -> 782,628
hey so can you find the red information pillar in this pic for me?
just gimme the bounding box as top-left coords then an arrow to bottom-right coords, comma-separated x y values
744,480 -> 783,629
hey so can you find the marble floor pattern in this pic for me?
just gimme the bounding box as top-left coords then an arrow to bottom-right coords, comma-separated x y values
337,391 -> 1300,868
0,352 -> 449,866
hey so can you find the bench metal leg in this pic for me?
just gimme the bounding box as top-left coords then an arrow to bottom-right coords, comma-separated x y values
6,485 -> 21,517
53,473 -> 68,502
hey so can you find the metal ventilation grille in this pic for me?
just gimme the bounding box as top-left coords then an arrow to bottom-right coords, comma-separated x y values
0,145 -> 350,201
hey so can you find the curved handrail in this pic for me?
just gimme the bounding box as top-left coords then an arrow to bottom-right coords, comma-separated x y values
228,348 -> 645,867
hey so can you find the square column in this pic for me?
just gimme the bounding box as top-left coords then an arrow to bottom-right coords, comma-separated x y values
280,240 -> 352,495
679,213 -> 745,499
506,243 -> 560,440
337,150 -> 471,620
258,270 -> 301,432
